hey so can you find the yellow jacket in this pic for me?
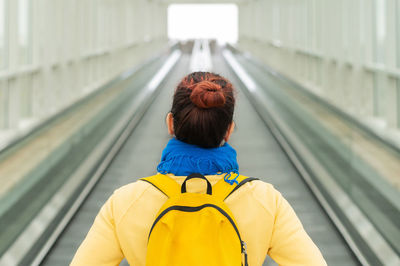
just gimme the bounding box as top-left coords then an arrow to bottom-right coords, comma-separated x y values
71,174 -> 327,265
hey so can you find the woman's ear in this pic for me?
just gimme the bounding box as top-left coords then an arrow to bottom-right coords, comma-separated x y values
166,112 -> 174,136
224,121 -> 235,142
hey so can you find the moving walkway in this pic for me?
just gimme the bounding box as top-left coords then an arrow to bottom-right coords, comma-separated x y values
2,41 -> 397,265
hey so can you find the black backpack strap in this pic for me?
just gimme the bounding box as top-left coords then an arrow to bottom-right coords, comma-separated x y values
213,175 -> 259,201
224,177 -> 259,200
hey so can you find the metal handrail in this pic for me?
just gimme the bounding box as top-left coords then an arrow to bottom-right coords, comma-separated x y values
0,41 -> 177,159
226,43 -> 400,156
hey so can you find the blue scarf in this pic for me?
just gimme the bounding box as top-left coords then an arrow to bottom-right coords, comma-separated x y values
157,138 -> 240,185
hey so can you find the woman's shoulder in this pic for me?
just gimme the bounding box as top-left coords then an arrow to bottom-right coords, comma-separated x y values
227,175 -> 284,217
107,176 -> 156,206
235,175 -> 284,204
111,175 -> 159,201
106,175 -> 167,222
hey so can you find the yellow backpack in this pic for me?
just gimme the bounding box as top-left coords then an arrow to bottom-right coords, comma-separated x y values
140,173 -> 259,266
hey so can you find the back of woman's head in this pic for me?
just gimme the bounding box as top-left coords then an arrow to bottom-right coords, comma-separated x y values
171,72 -> 235,148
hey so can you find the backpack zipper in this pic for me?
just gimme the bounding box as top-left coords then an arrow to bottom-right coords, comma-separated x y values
149,204 -> 248,265
241,240 -> 249,266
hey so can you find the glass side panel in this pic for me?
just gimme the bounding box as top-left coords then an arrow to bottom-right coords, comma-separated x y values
374,0 -> 386,64
0,0 -> 6,69
17,0 -> 31,65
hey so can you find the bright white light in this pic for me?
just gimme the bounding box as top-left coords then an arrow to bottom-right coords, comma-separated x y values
168,4 -> 238,44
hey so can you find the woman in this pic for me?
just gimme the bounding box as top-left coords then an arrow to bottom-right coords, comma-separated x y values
71,72 -> 327,265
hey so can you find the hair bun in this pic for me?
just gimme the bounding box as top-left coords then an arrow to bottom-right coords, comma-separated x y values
189,80 -> 225,109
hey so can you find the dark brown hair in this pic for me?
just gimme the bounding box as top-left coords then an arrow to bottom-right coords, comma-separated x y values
171,72 -> 235,148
